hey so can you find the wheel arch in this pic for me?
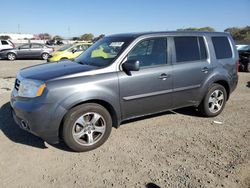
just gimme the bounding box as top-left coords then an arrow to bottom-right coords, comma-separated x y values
58,99 -> 119,139
213,80 -> 230,100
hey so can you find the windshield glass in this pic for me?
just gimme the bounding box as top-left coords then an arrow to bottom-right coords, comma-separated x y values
75,37 -> 133,67
237,45 -> 250,51
58,44 -> 73,51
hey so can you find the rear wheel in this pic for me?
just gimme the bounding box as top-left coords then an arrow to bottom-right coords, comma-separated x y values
7,53 -> 16,61
41,53 -> 49,60
62,103 -> 112,152
198,83 -> 227,117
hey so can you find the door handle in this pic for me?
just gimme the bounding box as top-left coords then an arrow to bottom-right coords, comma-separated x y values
158,73 -> 170,80
201,67 -> 209,73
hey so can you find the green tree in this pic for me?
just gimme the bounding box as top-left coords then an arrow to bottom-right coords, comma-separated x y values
0,35 -> 11,40
224,26 -> 250,42
53,35 -> 63,40
39,33 -> 51,40
80,33 -> 94,41
93,34 -> 105,42
177,27 -> 215,32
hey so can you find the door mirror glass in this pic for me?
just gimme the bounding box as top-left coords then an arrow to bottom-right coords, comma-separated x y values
122,60 -> 140,75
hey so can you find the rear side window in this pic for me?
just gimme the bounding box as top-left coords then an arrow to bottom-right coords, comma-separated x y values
174,37 -> 207,62
212,37 -> 232,59
1,40 -> 9,45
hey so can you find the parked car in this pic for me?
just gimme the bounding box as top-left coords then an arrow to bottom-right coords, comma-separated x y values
46,40 -> 64,46
11,31 -> 238,152
0,40 -> 15,51
0,43 -> 53,60
48,42 -> 92,62
237,44 -> 250,72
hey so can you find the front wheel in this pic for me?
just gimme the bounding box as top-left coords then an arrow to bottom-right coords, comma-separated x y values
7,53 -> 16,61
62,103 -> 112,152
198,83 -> 227,117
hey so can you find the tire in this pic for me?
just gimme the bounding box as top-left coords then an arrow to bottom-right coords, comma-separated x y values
245,63 -> 250,72
62,103 -> 112,152
41,53 -> 49,60
7,53 -> 16,61
198,83 -> 227,117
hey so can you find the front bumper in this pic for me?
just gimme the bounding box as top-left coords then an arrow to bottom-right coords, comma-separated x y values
10,92 -> 63,144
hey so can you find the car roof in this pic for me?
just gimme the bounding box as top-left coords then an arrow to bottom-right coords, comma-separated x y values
107,31 -> 231,39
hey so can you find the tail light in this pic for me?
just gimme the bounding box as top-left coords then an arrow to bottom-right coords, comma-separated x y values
11,43 -> 15,48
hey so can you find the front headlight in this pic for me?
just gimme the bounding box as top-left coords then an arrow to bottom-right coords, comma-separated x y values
18,79 -> 46,98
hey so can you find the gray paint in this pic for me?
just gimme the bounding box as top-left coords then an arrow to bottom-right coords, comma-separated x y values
10,31 -> 238,144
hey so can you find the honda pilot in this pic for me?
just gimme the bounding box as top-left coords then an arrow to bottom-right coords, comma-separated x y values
11,31 -> 238,152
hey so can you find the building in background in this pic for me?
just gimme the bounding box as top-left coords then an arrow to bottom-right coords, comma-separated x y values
0,33 -> 35,40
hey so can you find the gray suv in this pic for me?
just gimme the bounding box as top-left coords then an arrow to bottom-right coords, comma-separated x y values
11,32 -> 238,152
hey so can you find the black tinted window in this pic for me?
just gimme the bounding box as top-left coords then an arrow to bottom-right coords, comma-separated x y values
1,40 -> 8,45
174,37 -> 206,62
128,38 -> 167,67
212,37 -> 232,59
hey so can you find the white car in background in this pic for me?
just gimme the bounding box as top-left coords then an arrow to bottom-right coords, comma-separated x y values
0,40 -> 15,51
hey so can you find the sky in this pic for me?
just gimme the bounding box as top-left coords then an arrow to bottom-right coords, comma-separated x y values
0,0 -> 249,37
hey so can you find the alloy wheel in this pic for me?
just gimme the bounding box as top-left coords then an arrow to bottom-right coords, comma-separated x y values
208,89 -> 224,113
72,112 -> 106,146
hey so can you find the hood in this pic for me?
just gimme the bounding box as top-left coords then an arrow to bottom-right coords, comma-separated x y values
19,60 -> 97,81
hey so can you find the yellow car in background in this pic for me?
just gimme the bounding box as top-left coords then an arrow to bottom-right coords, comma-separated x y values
48,42 -> 92,62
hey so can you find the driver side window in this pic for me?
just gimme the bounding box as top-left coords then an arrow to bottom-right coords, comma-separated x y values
127,38 -> 168,68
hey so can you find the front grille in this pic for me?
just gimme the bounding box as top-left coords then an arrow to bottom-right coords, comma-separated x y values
15,79 -> 20,91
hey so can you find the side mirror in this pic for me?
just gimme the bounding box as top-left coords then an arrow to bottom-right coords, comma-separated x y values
71,49 -> 76,53
122,60 -> 140,75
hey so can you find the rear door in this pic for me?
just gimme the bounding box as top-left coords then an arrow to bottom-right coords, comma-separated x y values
118,37 -> 173,119
171,36 -> 212,108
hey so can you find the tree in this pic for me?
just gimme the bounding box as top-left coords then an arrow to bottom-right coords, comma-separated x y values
80,33 -> 94,41
0,35 -> 11,40
93,34 -> 105,42
177,27 -> 215,32
224,26 -> 250,42
53,35 -> 63,41
38,33 -> 51,40
72,37 -> 80,41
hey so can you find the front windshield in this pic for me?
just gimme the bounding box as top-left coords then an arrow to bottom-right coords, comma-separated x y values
58,44 -> 73,51
75,37 -> 133,67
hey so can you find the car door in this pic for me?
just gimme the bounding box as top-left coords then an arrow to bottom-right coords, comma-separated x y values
118,37 -> 173,120
30,44 -> 43,58
17,44 -> 31,58
171,36 -> 212,108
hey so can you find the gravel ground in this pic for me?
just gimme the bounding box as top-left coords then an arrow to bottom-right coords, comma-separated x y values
0,60 -> 249,188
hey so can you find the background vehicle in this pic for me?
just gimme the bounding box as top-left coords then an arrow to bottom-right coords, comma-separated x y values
11,32 -> 238,152
48,42 -> 92,62
46,40 -> 64,46
0,40 -> 15,51
237,44 -> 250,72
0,43 -> 53,60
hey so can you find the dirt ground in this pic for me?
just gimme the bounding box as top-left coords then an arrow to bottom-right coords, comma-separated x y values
0,60 -> 249,188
